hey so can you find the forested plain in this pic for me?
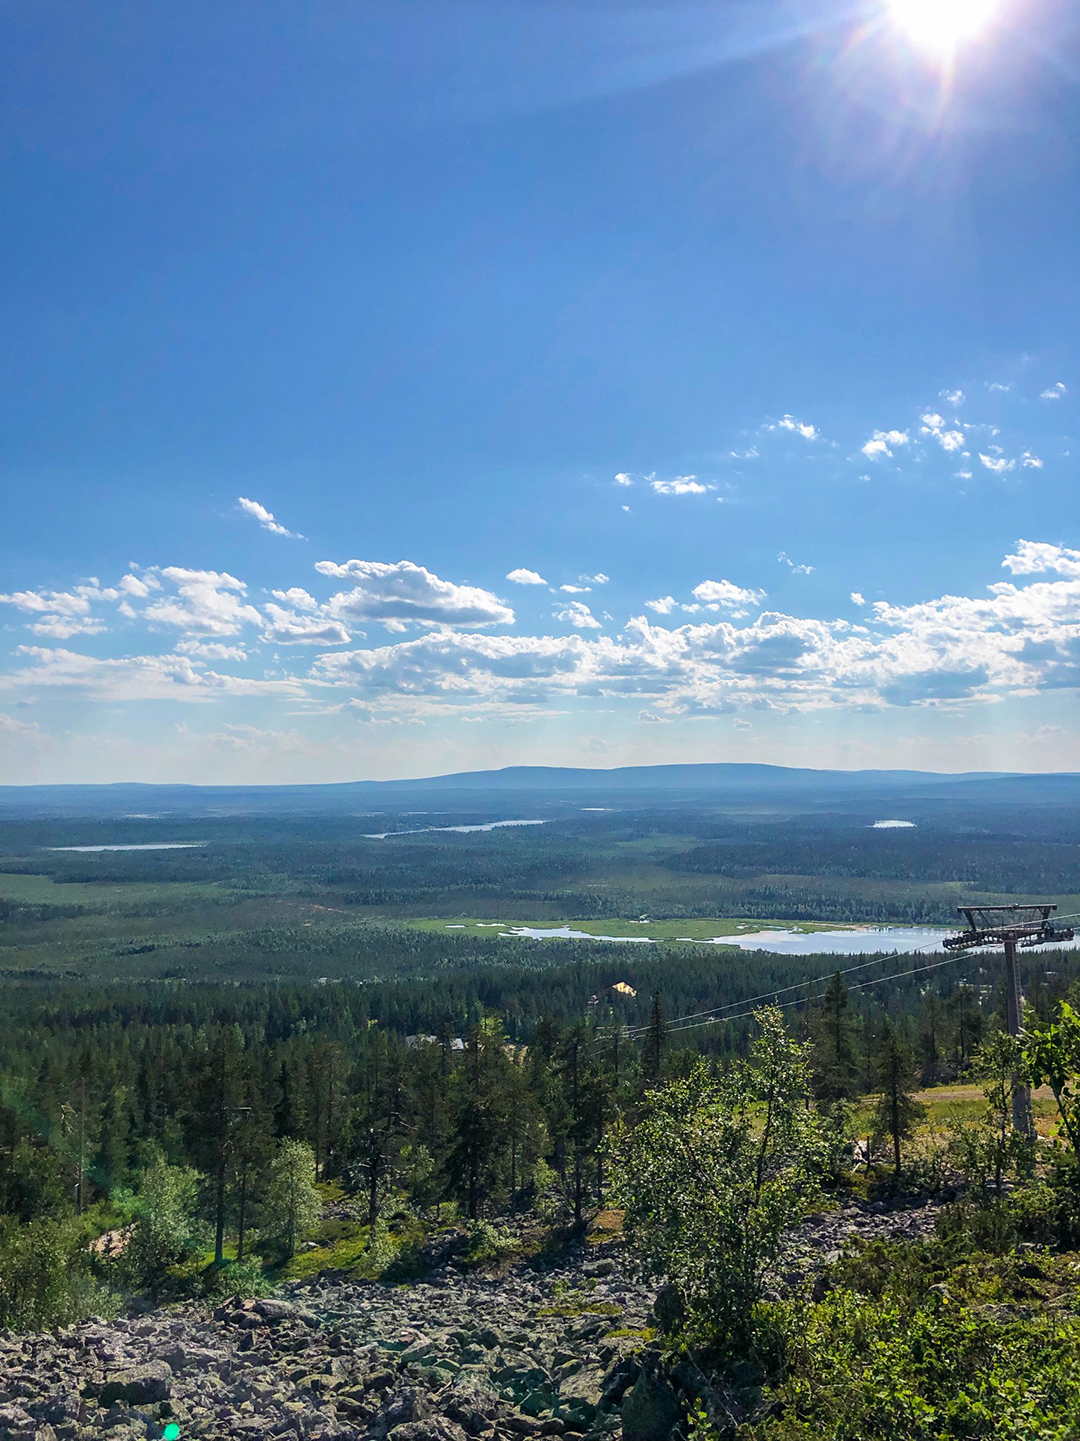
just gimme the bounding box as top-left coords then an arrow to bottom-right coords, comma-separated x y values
3,785 -> 1080,1438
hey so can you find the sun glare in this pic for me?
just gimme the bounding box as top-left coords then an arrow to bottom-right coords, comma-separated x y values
888,0 -> 999,53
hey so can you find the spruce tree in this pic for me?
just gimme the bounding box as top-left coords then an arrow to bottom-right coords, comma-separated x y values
871,1022 -> 925,1181
811,972 -> 859,1102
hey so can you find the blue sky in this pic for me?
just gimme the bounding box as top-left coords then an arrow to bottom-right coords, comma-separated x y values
1,0 -> 1077,783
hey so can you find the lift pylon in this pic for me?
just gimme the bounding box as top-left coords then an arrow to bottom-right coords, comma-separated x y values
944,904 -> 1075,1138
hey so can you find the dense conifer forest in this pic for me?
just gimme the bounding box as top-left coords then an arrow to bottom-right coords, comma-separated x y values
3,788 -> 1080,1436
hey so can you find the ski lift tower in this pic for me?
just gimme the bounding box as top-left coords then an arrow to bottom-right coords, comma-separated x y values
944,904 -> 1075,1138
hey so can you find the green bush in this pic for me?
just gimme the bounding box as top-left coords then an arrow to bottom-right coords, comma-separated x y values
0,1215 -> 116,1330
614,1007 -> 827,1352
743,1288 -> 1080,1440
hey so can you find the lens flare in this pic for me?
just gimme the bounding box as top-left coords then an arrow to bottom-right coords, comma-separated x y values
888,0 -> 999,52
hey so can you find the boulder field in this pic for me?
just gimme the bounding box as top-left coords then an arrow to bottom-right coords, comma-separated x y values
0,1200 -> 940,1441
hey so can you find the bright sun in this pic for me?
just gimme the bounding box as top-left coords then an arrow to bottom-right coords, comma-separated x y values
888,0 -> 999,53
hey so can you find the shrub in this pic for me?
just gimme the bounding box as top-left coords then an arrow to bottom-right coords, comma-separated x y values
613,1008 -> 827,1352
0,1215 -> 115,1330
123,1158 -> 204,1290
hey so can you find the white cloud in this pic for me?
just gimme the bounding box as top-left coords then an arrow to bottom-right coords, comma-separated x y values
861,429 -> 909,459
271,587 -> 319,610
0,647 -> 305,703
553,601 -> 602,630
506,568 -> 548,586
776,415 -> 819,440
261,605 -> 352,645
778,552 -> 814,575
614,473 -> 633,486
1020,452 -> 1043,469
175,640 -> 249,661
120,573 -> 157,597
650,477 -> 708,495
0,711 -> 41,737
919,414 -> 965,452
939,389 -> 965,406
979,454 -> 1015,473
0,582 -> 119,638
237,496 -> 303,538
314,559 -> 514,629
1041,382 -> 1067,400
987,381 -> 1013,394
143,568 -> 263,636
558,584 -> 590,594
1002,540 -> 1080,579
585,573 -> 610,585
692,580 -> 766,612
10,544 -> 1080,721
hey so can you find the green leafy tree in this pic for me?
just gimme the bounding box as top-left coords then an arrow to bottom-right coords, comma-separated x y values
613,1007 -> 827,1349
125,1157 -> 203,1289
0,1215 -> 105,1330
260,1139 -> 322,1259
951,1030 -> 1034,1196
1024,1000 -> 1080,1160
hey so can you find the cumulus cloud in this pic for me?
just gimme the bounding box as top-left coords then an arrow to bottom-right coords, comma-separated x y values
1021,452 -> 1043,469
0,582 -> 120,639
920,414 -> 965,452
261,605 -> 352,645
691,580 -> 766,613
506,568 -> 548,586
614,473 -> 633,486
585,573 -> 610,585
237,497 -> 303,538
271,587 -> 319,610
1003,541 -> 1080,579
1041,382 -> 1067,400
650,477 -> 708,495
862,429 -> 909,459
979,454 -> 1015,473
143,568 -> 263,636
9,544 -> 1080,721
553,601 -> 602,630
776,415 -> 819,440
940,389 -> 965,406
314,559 -> 514,630
987,381 -> 1013,394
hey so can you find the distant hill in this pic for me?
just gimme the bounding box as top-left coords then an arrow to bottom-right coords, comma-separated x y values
2,763 -> 1078,817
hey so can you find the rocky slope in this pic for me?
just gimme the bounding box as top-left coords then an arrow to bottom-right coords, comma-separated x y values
0,1199 -> 941,1441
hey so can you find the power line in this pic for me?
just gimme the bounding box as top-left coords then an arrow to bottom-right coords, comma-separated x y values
615,920 -> 1078,1041
654,948 -> 984,1039
620,942 -> 946,1037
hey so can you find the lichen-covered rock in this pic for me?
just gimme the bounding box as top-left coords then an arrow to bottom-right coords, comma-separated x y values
620,1365 -> 684,1441
97,1361 -> 172,1405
